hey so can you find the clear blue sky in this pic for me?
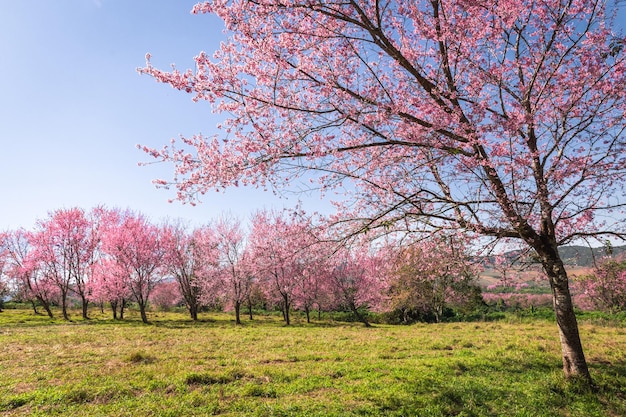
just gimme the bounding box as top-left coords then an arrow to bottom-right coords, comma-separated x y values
0,0 -> 326,230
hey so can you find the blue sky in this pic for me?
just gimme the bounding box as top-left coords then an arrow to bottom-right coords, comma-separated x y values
0,0 -> 325,230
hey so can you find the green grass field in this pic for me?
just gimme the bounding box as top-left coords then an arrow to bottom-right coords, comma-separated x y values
1,308 -> 625,416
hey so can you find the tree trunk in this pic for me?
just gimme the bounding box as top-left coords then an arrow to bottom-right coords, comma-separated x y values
139,302 -> 149,324
190,303 -> 198,321
350,303 -> 371,328
81,296 -> 89,320
537,244 -> 592,384
120,299 -> 126,320
434,300 -> 445,323
305,306 -> 310,323
234,300 -> 241,325
37,297 -> 54,318
283,294 -> 291,325
30,299 -> 40,315
248,300 -> 253,320
61,290 -> 69,321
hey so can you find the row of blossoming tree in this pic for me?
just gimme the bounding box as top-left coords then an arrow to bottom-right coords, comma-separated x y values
0,207 -> 162,323
0,206 -> 486,326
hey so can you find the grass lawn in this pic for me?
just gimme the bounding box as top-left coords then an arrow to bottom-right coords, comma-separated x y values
0,307 -> 625,416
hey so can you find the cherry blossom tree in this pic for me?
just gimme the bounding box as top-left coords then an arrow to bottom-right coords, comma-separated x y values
248,210 -> 320,325
325,243 -> 388,327
162,222 -> 219,320
139,0 -> 626,383
30,210 -> 78,320
293,245 -> 330,323
149,280 -> 182,311
0,233 -> 9,311
89,258 -> 131,320
574,257 -> 626,313
29,208 -> 101,320
1,229 -> 58,317
211,215 -> 252,324
286,218 -> 333,323
101,210 -> 167,324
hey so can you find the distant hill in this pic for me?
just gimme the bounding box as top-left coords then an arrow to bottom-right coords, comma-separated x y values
479,245 -> 626,287
557,245 -> 626,267
481,245 -> 626,269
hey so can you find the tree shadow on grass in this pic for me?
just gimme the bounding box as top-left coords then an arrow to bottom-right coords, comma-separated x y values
587,359 -> 626,414
589,357 -> 626,378
366,354 -> 626,417
150,315 -> 371,329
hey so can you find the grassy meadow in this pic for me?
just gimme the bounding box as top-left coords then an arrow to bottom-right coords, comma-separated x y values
1,307 -> 625,416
